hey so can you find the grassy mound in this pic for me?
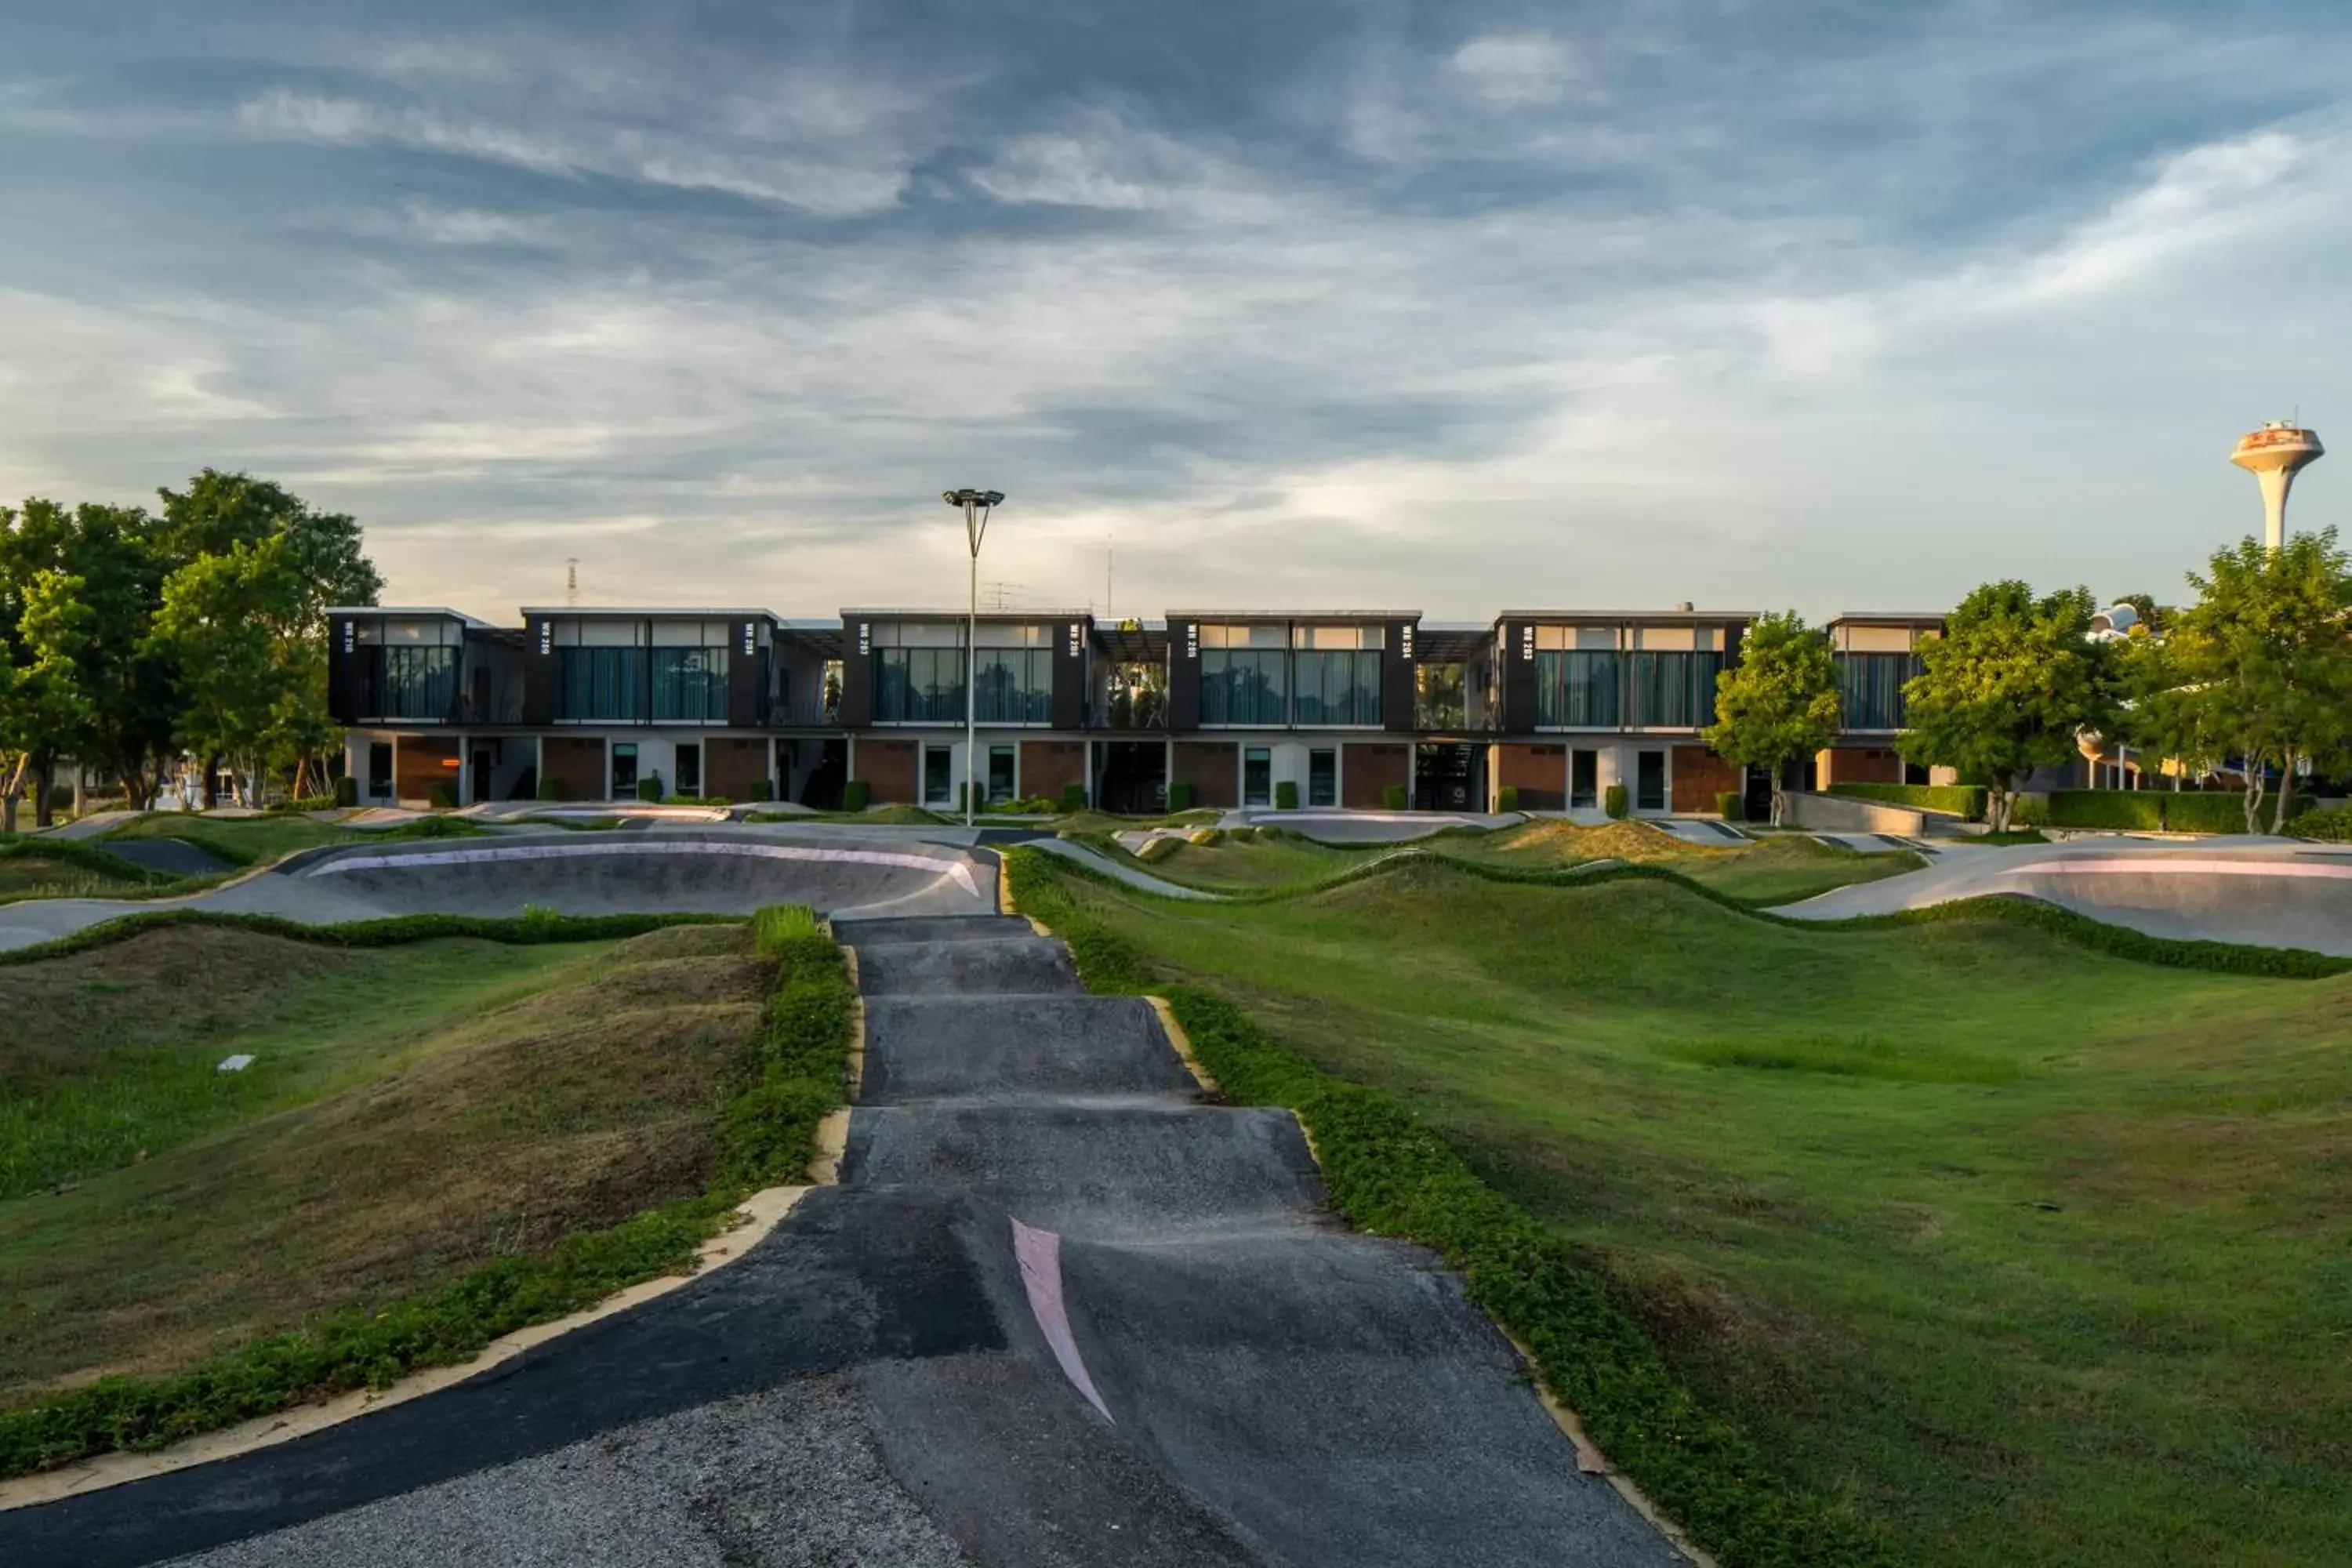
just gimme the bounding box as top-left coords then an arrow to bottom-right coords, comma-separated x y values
1007,848 -> 2352,1568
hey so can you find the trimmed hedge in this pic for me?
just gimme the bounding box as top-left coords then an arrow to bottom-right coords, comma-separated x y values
1497,785 -> 1520,813
1603,782 -> 1630,820
0,906 -> 851,1479
2035,789 -> 2165,830
751,779 -> 775,802
1167,782 -> 1194,811
1383,784 -> 1408,811
535,776 -> 564,801
333,777 -> 359,808
426,783 -> 458,810
636,777 -> 663,803
1059,782 -> 1087,814
2165,791 -> 2256,835
0,835 -> 182,887
1715,790 -> 1743,822
1827,782 -> 1986,821
2287,808 -> 2352,842
1273,781 -> 1298,810
842,780 -> 871,812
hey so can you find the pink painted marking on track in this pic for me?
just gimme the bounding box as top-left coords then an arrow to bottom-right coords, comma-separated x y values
1011,1218 -> 1110,1421
2007,858 -> 2352,880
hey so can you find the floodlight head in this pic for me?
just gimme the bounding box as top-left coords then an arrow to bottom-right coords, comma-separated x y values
942,487 -> 1006,509
985,489 -> 1005,506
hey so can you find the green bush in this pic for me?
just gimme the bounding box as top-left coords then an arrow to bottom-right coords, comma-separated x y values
1382,784 -> 1408,811
535,776 -> 563,802
1715,791 -> 1743,822
1274,780 -> 1299,810
2285,807 -> 2352,842
2042,789 -> 2164,830
333,777 -> 359,808
841,779 -> 871,812
426,782 -> 458,810
1827,782 -> 1986,821
1167,782 -> 1194,811
1497,785 -> 1520,813
2165,791 -> 2256,835
1603,782 -> 1630,819
635,777 -> 662,804
1059,782 -> 1087,814
750,779 -> 775,802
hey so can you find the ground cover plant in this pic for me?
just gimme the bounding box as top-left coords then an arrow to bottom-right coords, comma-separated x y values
1005,849 -> 2352,1568
0,836 -> 186,904
0,906 -> 855,1476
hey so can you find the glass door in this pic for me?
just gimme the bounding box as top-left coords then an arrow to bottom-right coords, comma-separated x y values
611,742 -> 640,797
1636,750 -> 1666,812
989,745 -> 1018,804
1243,747 -> 1272,806
1308,749 -> 1337,807
675,743 -> 701,797
923,746 -> 953,806
1570,750 -> 1598,809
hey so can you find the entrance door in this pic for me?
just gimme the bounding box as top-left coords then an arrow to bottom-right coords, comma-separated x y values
988,745 -> 1017,804
1636,750 -> 1667,813
471,746 -> 492,806
368,742 -> 393,802
1414,743 -> 1474,811
612,742 -> 640,797
1308,749 -> 1338,808
675,743 -> 702,797
1098,741 -> 1166,814
1243,747 -> 1272,807
1570,750 -> 1599,810
923,746 -> 953,808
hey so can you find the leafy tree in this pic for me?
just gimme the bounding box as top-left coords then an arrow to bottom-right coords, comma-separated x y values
143,539 -> 308,804
1702,610 -> 1839,826
155,470 -> 381,639
0,571 -> 96,831
1900,582 -> 2114,831
2161,530 -> 2352,833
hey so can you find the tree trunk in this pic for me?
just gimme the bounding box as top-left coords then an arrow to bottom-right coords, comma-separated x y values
1987,783 -> 2011,833
202,752 -> 222,809
2272,752 -> 2298,836
1769,779 -> 1786,828
33,758 -> 55,829
2244,765 -> 2267,836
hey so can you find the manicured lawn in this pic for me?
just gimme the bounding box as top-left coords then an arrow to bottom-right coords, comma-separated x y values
102,812 -> 361,866
0,924 -> 770,1403
1128,830 -> 1373,889
0,855 -> 152,904
1040,858 -> 2352,1566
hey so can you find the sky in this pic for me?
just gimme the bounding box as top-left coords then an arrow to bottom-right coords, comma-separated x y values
2,1 -> 2347,623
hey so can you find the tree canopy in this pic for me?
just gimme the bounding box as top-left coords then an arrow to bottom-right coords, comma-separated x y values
1703,610 -> 1838,824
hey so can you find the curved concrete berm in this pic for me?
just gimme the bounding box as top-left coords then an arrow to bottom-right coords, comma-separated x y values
1782,837 -> 2352,954
0,828 -> 992,953
0,913 -> 1686,1567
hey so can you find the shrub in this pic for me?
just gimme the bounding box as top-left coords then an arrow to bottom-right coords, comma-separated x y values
1059,782 -> 1086,814
1274,780 -> 1299,810
1383,784 -> 1408,811
842,779 -> 871,812
750,779 -> 775,802
2285,807 -> 2352,842
426,782 -> 458,810
1826,782 -> 1986,821
333,777 -> 359,808
2042,789 -> 2163,831
1497,785 -> 1521,813
535,776 -> 564,802
635,777 -> 662,804
2011,794 -> 2046,826
1603,782 -> 1630,819
2165,791 -> 2256,835
1715,790 -> 1744,822
1167,782 -> 1194,811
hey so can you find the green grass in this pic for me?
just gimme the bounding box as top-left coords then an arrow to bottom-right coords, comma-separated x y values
0,906 -> 853,1477
1006,849 -> 2352,1568
0,836 -> 194,906
99,811 -> 485,868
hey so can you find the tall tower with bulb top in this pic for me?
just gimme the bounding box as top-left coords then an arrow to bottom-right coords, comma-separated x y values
2230,421 -> 2323,550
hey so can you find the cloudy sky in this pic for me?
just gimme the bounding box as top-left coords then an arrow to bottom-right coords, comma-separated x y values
3,1 -> 2346,622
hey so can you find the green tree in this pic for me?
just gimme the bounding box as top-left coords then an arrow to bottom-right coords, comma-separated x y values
1900,582 -> 2114,832
0,571 -> 96,831
143,539 -> 308,804
155,470 -> 381,639
2162,530 -> 2352,833
1702,610 -> 1839,826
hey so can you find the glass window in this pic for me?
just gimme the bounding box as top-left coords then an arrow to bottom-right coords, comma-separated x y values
923,746 -> 953,805
612,743 -> 639,793
1308,749 -> 1337,807
1534,651 -> 1621,727
989,745 -> 1017,804
560,648 -> 648,721
1414,662 -> 1466,729
877,647 -> 965,723
1293,650 -> 1381,726
1243,747 -> 1272,806
1628,652 -> 1725,728
1838,652 -> 1919,731
367,742 -> 393,800
1636,750 -> 1666,811
379,646 -> 458,720
1201,649 -> 1288,725
675,743 -> 701,796
1570,750 -> 1598,809
652,647 -> 728,722
975,648 -> 1052,724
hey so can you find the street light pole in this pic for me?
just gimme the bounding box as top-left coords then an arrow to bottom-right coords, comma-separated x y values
942,488 -> 1005,828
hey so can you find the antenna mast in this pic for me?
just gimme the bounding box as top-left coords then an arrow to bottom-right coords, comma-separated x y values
565,558 -> 579,607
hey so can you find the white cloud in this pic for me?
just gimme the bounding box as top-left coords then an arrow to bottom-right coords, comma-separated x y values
1449,34 -> 1582,107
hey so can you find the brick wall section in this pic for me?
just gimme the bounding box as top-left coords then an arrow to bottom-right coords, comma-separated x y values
394,737 -> 460,802
1495,743 -> 1565,810
855,739 -> 918,804
1173,742 -> 1238,808
1342,742 -> 1410,808
706,737 -> 768,801
1020,740 -> 1087,800
1816,746 -> 1905,786
541,736 -> 606,801
1670,746 -> 1741,812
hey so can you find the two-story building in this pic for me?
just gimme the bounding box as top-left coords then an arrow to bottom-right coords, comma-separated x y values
1817,613 -> 1945,789
1485,609 -> 1753,815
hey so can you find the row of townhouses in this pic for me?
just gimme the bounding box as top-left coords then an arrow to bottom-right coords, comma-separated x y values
326,604 -> 1947,814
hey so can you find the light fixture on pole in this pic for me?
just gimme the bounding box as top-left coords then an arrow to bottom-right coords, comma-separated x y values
942,488 -> 1006,827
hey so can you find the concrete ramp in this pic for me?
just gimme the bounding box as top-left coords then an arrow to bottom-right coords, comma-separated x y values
1783,837 -> 2352,954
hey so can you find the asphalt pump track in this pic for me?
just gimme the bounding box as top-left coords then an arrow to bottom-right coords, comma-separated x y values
1,913 -> 1683,1566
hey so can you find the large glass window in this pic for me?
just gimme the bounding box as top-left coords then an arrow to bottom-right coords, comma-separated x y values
1201,650 -> 1289,725
1292,650 -> 1381,725
877,648 -> 966,723
975,648 -> 1052,724
1534,651 -> 1621,728
559,648 -> 647,721
1630,652 -> 1723,728
379,646 -> 458,720
1838,652 -> 1919,731
652,647 -> 728,722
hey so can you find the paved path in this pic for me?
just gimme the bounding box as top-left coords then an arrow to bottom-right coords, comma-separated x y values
1783,836 -> 2352,954
92,837 -> 234,877
1,916 -> 1683,1567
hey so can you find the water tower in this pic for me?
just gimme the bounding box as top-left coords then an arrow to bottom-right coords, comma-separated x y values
2230,421 -> 2323,550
